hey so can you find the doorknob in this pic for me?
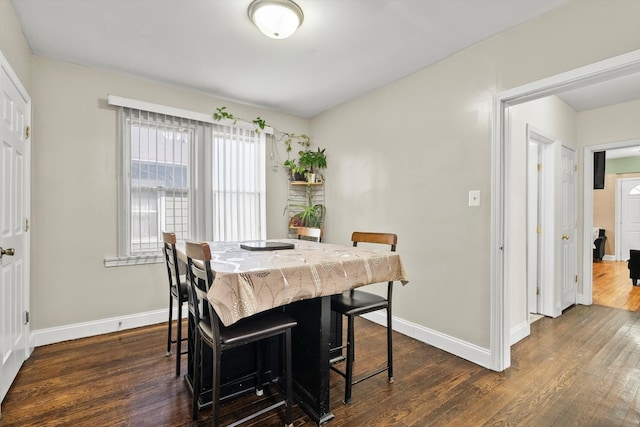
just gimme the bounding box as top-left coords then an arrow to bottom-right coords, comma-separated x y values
0,247 -> 15,258
561,234 -> 570,240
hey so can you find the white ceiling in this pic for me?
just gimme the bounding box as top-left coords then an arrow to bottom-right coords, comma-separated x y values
556,71 -> 640,112
12,0 -> 575,118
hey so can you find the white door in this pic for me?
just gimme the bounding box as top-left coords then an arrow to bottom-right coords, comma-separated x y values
559,146 -> 577,311
0,60 -> 30,405
619,178 -> 640,260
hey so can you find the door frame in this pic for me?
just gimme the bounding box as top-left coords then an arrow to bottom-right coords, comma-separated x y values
526,125 -> 558,318
616,175 -> 640,261
491,48 -> 640,371
583,139 -> 640,305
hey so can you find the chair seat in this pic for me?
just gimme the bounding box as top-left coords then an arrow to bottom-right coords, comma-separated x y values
331,290 -> 388,317
198,312 -> 297,348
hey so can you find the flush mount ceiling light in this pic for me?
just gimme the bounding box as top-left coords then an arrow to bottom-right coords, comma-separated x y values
248,0 -> 304,40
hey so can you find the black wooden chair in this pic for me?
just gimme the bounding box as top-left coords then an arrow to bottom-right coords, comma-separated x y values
296,226 -> 322,242
628,249 -> 640,286
186,241 -> 297,427
593,229 -> 607,262
162,231 -> 189,376
330,231 -> 397,404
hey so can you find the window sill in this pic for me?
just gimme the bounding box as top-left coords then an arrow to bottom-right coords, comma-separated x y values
104,255 -> 164,268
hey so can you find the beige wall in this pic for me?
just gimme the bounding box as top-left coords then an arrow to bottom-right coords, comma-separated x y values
2,0 -> 640,357
0,0 -> 31,90
311,0 -> 640,348
593,174 -> 617,254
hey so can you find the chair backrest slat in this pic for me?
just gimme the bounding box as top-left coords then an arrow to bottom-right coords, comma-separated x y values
162,231 -> 181,290
297,227 -> 322,242
351,231 -> 397,251
185,240 -> 220,342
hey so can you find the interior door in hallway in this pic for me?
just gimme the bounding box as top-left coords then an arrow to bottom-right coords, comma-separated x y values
619,178 -> 640,261
0,61 -> 30,406
560,146 -> 577,311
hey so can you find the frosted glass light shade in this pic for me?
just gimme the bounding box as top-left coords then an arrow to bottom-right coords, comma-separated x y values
248,0 -> 304,40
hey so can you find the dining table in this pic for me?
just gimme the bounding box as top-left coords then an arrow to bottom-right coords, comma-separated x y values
175,238 -> 409,424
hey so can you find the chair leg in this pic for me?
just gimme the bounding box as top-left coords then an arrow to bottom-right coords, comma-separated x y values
386,307 -> 394,383
166,294 -> 173,356
255,342 -> 264,396
212,347 -> 222,427
285,329 -> 293,427
192,332 -> 200,420
344,314 -> 355,404
175,298 -> 183,376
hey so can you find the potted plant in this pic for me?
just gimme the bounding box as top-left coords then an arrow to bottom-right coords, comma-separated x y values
298,147 -> 327,183
289,203 -> 325,228
284,159 -> 308,182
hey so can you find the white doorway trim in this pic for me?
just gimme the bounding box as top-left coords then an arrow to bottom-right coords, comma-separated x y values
526,125 -> 558,318
491,48 -> 640,372
615,171 -> 640,261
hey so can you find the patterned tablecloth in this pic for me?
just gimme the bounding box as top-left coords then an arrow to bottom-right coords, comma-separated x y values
176,239 -> 409,326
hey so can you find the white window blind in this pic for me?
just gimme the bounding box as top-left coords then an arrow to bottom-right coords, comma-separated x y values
123,108 -> 192,256
211,124 -> 266,242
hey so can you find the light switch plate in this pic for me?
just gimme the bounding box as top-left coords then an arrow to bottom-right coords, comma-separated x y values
469,190 -> 480,207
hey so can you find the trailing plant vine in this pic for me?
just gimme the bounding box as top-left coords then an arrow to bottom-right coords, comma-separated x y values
212,106 -> 323,179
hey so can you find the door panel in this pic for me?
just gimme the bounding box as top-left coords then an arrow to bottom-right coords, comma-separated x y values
0,64 -> 29,405
560,146 -> 577,311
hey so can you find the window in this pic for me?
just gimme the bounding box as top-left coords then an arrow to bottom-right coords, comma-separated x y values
106,97 -> 267,266
127,109 -> 191,255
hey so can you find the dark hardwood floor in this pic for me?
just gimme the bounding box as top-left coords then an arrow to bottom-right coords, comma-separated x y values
2,301 -> 640,426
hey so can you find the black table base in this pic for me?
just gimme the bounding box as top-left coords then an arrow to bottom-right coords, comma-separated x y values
185,296 -> 340,424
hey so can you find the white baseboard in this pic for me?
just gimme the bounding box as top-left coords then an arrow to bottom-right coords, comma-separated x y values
603,255 -> 616,261
509,320 -> 530,345
30,307 -> 188,349
362,311 -> 492,370
31,307 -> 495,371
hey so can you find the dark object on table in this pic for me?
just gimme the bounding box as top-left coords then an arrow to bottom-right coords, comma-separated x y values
162,231 -> 189,376
186,241 -> 297,427
330,231 -> 397,404
593,229 -> 607,262
628,249 -> 640,286
240,241 -> 295,251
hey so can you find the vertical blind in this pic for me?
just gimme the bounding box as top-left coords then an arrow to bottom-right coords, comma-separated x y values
211,124 -> 266,242
120,107 -> 266,258
124,108 -> 192,255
